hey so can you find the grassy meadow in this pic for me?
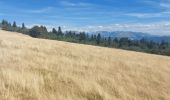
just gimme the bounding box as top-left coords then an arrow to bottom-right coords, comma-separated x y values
0,30 -> 170,100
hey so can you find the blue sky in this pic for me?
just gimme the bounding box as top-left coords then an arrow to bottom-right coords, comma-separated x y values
0,0 -> 170,35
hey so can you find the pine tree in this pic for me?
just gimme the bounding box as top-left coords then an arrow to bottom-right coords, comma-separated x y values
160,40 -> 168,49
40,26 -> 47,33
52,28 -> 57,34
79,32 -> 86,41
2,20 -> 7,25
90,35 -> 94,41
58,26 -> 63,35
96,33 -> 101,45
13,21 -> 17,27
108,36 -> 111,46
22,23 -> 25,29
1,20 -> 9,30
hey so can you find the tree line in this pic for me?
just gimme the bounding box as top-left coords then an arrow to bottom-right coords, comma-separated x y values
0,19 -> 170,56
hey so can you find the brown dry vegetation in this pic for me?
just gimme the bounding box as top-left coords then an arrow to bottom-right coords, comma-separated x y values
0,30 -> 170,100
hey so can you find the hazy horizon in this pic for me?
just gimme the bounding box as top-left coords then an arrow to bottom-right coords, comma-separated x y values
0,0 -> 170,35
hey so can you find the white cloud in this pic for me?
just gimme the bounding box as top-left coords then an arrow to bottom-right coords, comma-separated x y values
125,0 -> 170,18
60,1 -> 77,7
127,13 -> 161,18
60,1 -> 94,8
160,3 -> 170,9
127,11 -> 170,18
67,22 -> 170,36
26,7 -> 54,13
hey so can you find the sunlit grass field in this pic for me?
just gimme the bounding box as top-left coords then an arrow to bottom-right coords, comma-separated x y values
0,30 -> 170,100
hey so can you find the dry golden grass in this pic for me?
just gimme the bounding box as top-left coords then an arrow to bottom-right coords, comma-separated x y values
0,30 -> 170,100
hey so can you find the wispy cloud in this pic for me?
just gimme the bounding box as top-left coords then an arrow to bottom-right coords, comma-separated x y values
68,22 -> 170,36
127,0 -> 170,18
26,7 -> 54,14
60,1 -> 94,8
60,1 -> 77,7
126,12 -> 170,18
160,3 -> 170,9
60,1 -> 97,10
128,0 -> 170,18
127,13 -> 161,18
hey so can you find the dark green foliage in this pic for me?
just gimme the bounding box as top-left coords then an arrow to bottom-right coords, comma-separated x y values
96,33 -> 101,44
52,28 -> 57,34
119,38 -> 129,47
79,32 -> 86,42
1,19 -> 170,56
1,20 -> 11,30
29,26 -> 47,38
108,37 -> 112,46
22,23 -> 25,29
13,21 -> 17,27
159,40 -> 169,49
58,26 -> 63,35
90,35 -> 94,41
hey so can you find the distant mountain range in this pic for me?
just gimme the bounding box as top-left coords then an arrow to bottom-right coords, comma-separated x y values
88,31 -> 170,43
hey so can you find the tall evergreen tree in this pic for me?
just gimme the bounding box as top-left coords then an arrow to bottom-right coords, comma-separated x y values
1,20 -> 10,30
90,35 -> 94,41
40,26 -> 47,33
2,20 -> 8,25
58,26 -> 63,35
160,40 -> 168,49
96,33 -> 101,44
108,36 -> 112,46
113,38 -> 119,43
13,21 -> 17,27
119,38 -> 129,47
52,28 -> 57,34
79,32 -> 86,41
22,23 -> 25,29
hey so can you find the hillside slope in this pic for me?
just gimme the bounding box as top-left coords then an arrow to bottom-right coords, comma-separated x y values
0,30 -> 170,100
